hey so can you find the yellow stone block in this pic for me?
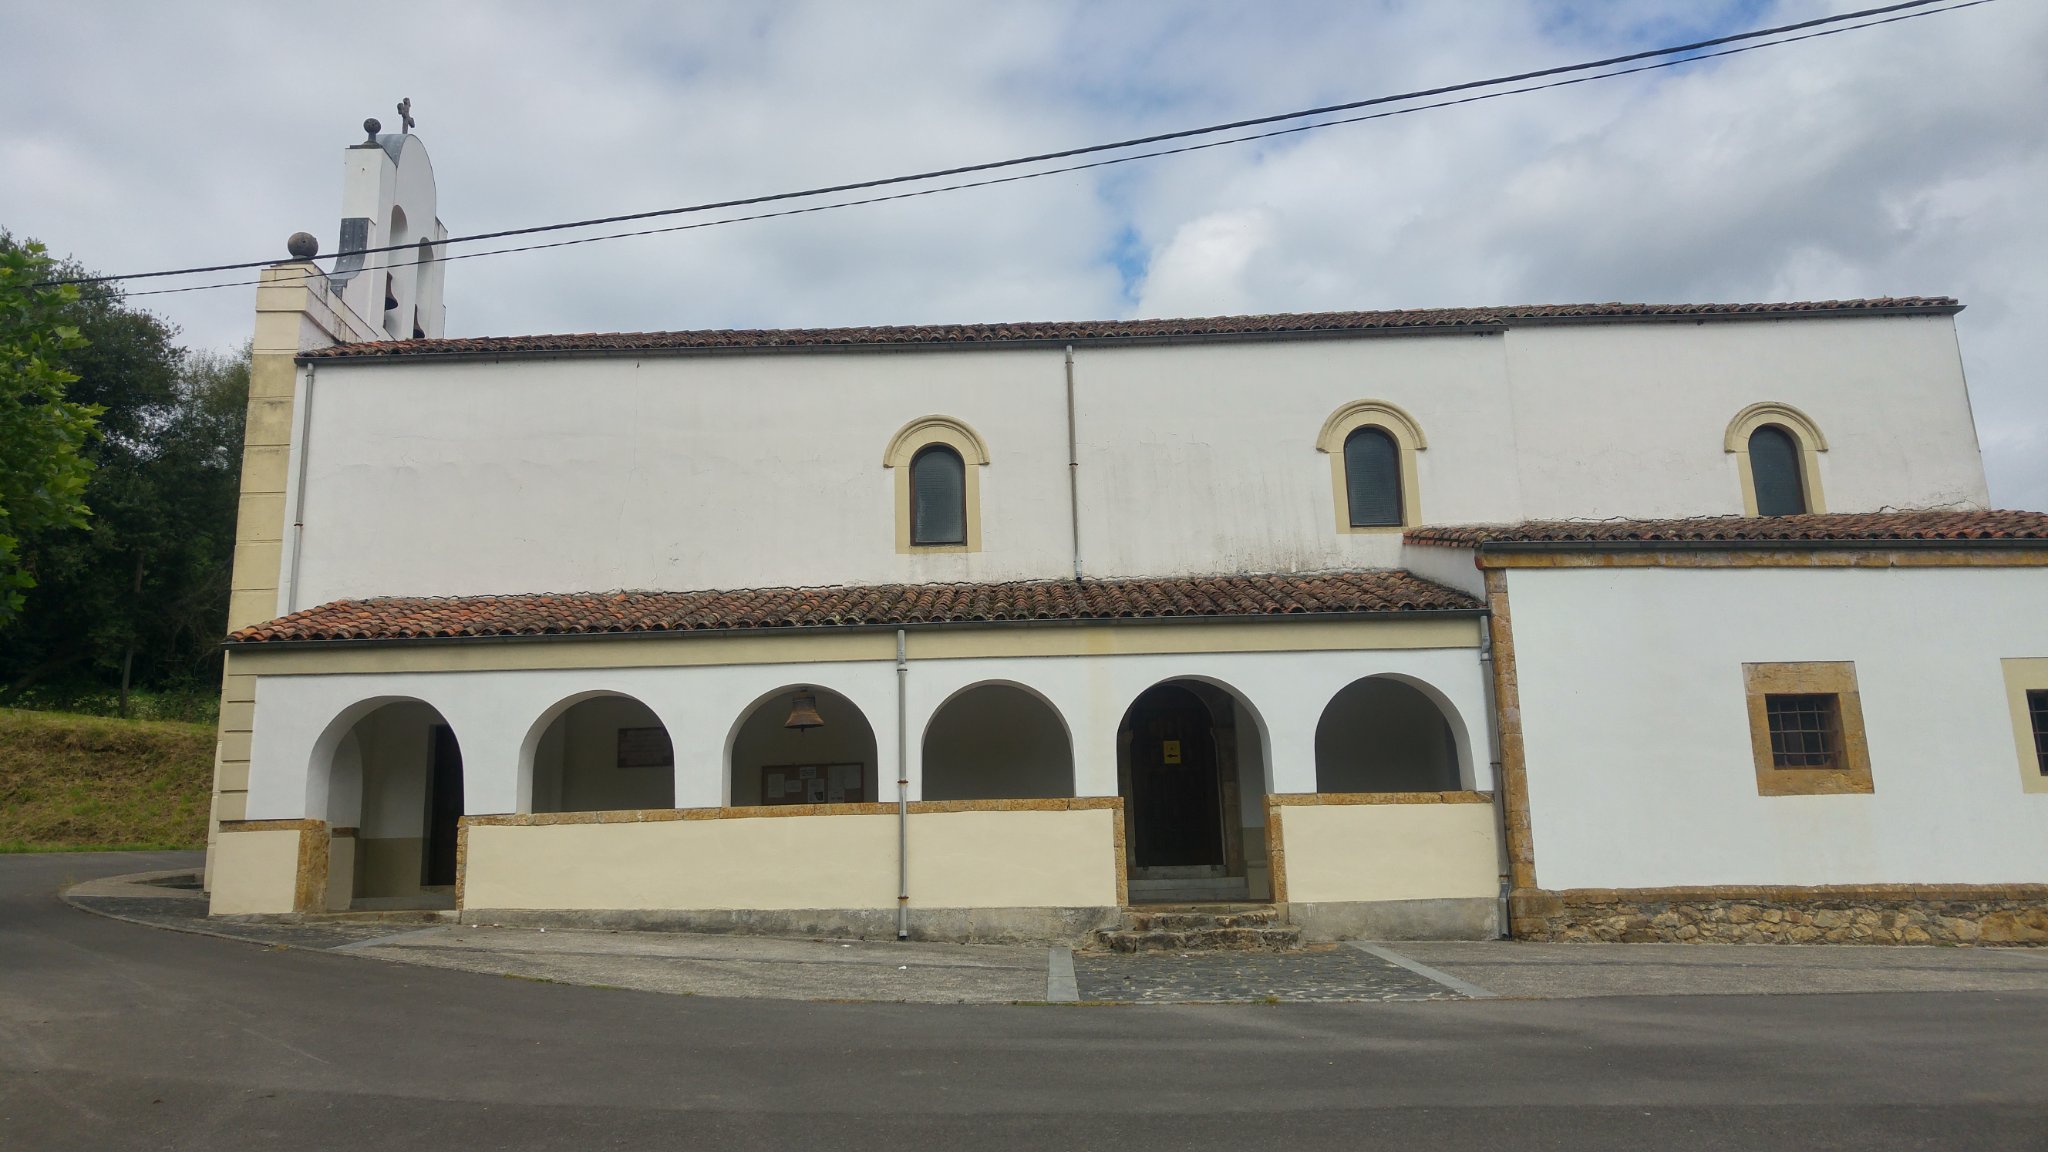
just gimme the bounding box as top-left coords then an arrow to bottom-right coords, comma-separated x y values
247,352 -> 300,398
219,671 -> 257,703
215,790 -> 248,822
230,540 -> 283,591
234,492 -> 286,543
244,395 -> 296,446
239,444 -> 291,495
217,729 -> 252,763
227,589 -> 281,632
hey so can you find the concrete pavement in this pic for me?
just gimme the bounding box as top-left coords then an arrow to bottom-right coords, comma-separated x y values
7,852 -> 2048,1150
65,861 -> 2048,1003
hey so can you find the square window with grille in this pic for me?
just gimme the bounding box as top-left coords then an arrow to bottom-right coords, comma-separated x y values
1764,693 -> 1842,769
2030,689 -> 2048,776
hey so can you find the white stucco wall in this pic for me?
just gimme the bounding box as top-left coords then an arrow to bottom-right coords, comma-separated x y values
1506,564 -> 2048,889
241,640 -> 1490,821
1502,317 -> 1986,519
279,314 -> 1982,606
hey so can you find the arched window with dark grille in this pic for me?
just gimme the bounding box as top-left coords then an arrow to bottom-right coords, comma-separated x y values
1343,426 -> 1403,527
1748,425 -> 1806,516
910,444 -> 967,545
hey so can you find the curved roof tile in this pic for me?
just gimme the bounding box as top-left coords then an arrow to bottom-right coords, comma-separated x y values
302,299 -> 1961,360
228,570 -> 1478,644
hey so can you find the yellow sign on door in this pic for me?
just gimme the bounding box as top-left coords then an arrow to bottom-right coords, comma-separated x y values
1162,739 -> 1182,764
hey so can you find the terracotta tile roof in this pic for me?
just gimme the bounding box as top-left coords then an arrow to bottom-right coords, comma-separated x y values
227,571 -> 1480,644
302,298 -> 1960,360
1404,510 -> 2048,548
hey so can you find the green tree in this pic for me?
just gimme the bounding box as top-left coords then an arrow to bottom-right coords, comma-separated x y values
0,235 -> 99,623
0,235 -> 246,717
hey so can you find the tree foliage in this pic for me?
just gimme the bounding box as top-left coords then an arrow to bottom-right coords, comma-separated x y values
0,235 -> 99,622
0,233 -> 247,714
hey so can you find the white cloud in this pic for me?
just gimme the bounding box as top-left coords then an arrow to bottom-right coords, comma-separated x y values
1135,208 -> 1277,316
2,0 -> 2042,506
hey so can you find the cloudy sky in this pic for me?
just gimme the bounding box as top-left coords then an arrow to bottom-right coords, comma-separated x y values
3,1 -> 2043,507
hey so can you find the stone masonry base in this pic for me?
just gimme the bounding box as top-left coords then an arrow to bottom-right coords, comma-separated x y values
1511,886 -> 2048,945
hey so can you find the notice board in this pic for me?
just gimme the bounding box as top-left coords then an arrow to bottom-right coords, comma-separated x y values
760,763 -> 865,806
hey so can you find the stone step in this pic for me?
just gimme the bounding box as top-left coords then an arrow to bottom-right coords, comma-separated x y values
1092,902 -> 1302,952
1131,865 -> 1228,880
311,908 -> 459,924
1128,881 -> 1252,904
1125,907 -> 1281,932
1094,924 -> 1303,953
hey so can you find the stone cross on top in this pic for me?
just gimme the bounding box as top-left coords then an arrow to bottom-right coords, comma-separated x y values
396,97 -> 416,134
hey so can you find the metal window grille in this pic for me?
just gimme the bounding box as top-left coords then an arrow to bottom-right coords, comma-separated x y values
1764,693 -> 1841,769
2030,689 -> 2048,776
910,444 -> 966,545
1343,426 -> 1402,527
1748,424 -> 1807,516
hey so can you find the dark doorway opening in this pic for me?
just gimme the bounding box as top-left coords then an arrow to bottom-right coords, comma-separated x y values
1121,684 -> 1225,868
423,724 -> 463,888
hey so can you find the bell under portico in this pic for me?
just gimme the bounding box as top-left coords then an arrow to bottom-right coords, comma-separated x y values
209,573 -> 1507,942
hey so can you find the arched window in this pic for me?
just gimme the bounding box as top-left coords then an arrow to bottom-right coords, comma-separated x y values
1317,400 -> 1425,532
1343,427 -> 1403,528
1725,402 -> 1826,517
884,415 -> 988,553
1748,425 -> 1806,516
910,444 -> 967,545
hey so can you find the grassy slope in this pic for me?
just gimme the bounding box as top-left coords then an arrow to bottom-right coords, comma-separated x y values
0,708 -> 213,852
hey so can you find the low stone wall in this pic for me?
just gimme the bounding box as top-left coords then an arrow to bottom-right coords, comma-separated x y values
1511,886 -> 2048,945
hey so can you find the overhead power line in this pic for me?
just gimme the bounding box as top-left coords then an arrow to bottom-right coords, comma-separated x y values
69,0 -> 1988,296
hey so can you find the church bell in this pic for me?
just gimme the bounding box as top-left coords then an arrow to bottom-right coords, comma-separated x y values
783,688 -> 825,732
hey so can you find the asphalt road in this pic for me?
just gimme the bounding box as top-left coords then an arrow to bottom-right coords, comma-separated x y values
4,852 -> 2046,1150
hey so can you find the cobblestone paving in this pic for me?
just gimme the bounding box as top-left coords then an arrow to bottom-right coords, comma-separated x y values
68,894 -> 413,951
1072,944 -> 1461,1003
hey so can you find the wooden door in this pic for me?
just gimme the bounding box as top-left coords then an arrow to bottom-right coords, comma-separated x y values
1126,686 -> 1224,867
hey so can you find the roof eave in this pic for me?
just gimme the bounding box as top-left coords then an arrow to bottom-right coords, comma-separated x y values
294,322 -> 1509,366
1406,536 -> 2047,554
293,300 -> 1965,366
221,604 -> 1490,650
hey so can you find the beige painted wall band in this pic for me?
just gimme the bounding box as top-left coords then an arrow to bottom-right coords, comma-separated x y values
464,795 -> 1123,827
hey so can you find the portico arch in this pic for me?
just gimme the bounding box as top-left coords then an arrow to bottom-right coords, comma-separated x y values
922,681 -> 1074,800
727,684 -> 879,806
1314,674 -> 1467,793
524,691 -> 675,814
310,696 -> 464,911
1115,676 -> 1274,902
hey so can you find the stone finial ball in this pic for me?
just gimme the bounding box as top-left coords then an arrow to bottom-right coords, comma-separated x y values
363,117 -> 382,138
287,232 -> 320,261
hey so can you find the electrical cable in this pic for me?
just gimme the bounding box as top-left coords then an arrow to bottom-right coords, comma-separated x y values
115,0 -> 1994,302
44,0 -> 1983,291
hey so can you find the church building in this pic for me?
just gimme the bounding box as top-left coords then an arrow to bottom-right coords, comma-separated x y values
204,122 -> 2048,946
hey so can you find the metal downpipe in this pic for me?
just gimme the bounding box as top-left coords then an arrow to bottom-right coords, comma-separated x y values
286,363 -> 316,614
1064,344 -> 1082,581
896,628 -> 910,940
